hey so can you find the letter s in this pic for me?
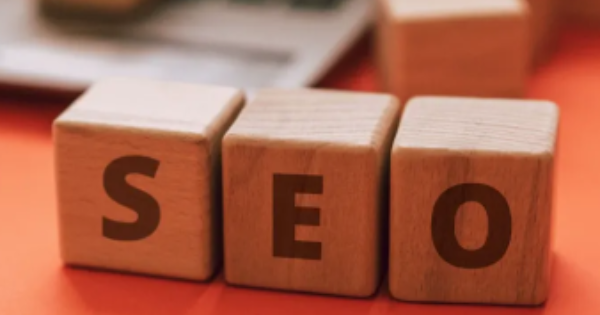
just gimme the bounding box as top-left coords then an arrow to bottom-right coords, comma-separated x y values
102,155 -> 160,241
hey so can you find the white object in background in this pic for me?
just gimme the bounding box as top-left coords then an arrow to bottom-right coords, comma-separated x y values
0,0 -> 372,91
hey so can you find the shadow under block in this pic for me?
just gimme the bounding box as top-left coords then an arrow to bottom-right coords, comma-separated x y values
375,0 -> 530,101
222,89 -> 400,297
53,78 -> 244,281
389,97 -> 559,305
524,0 -> 560,65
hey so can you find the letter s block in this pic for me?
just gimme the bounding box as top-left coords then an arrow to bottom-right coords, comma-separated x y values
390,97 -> 559,305
53,78 -> 244,280
222,89 -> 400,297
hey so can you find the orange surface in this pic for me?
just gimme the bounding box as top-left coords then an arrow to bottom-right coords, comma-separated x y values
1,28 -> 600,314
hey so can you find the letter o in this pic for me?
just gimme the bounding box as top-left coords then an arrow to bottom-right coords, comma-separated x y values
431,183 -> 512,269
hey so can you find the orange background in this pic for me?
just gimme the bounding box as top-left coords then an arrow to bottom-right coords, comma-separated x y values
1,27 -> 600,314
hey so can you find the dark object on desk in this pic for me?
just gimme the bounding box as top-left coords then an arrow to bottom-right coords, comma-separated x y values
38,0 -> 162,23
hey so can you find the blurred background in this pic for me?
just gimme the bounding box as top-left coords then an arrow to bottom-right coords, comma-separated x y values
0,0 -> 597,100
0,0 -> 372,94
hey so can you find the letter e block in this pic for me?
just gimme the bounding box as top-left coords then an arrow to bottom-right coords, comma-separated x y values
389,97 -> 558,305
223,89 -> 400,297
54,78 -> 244,280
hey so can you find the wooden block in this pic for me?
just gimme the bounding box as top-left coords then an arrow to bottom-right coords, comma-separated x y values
54,78 -> 244,281
564,0 -> 600,27
375,0 -> 530,101
389,96 -> 559,305
524,0 -> 560,65
222,89 -> 400,297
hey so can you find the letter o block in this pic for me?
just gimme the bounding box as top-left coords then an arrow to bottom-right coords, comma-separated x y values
222,89 -> 400,297
390,97 -> 559,305
54,78 -> 244,280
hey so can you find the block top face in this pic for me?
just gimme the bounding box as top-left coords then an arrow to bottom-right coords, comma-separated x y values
55,78 -> 244,137
385,0 -> 525,22
225,89 -> 399,149
395,97 -> 559,155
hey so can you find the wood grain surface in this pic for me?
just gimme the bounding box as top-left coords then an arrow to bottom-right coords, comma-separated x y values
389,96 -> 559,305
54,78 -> 244,281
375,0 -> 530,101
222,89 -> 400,297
